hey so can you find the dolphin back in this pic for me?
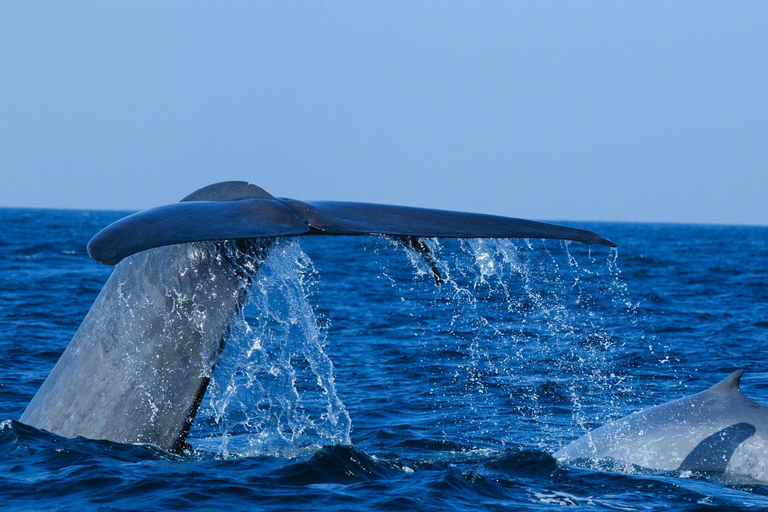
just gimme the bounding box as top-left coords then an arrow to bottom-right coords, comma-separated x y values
554,370 -> 768,477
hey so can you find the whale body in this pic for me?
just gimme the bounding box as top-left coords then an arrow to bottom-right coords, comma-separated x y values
21,181 -> 615,452
555,370 -> 768,481
20,240 -> 263,451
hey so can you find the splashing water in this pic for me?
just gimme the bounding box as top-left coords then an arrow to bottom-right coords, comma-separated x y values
183,235 -> 656,457
190,238 -> 351,458
385,236 -> 660,449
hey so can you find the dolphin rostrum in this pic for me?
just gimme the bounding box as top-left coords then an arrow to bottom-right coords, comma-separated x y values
555,370 -> 768,481
21,181 -> 615,452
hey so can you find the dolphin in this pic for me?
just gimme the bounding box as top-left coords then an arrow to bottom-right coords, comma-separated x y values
21,181 -> 615,452
555,370 -> 768,481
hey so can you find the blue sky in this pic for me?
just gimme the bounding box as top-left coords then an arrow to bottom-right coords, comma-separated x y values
1,2 -> 766,225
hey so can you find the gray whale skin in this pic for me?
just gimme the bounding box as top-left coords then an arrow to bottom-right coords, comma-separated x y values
555,370 -> 768,481
20,181 -> 615,452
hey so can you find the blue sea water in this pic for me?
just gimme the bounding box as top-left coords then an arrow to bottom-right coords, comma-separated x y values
1,208 -> 767,511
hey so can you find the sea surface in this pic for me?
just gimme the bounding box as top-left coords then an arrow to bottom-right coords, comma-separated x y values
1,208 -> 767,511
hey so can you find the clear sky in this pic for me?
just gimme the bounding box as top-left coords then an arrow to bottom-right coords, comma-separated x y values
1,2 -> 766,225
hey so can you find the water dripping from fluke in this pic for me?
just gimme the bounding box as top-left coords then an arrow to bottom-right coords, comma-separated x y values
381,237 -> 661,450
116,235 -> 650,461
189,238 -> 351,459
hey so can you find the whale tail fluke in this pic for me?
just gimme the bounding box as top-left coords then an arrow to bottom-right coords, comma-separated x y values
88,181 -> 616,265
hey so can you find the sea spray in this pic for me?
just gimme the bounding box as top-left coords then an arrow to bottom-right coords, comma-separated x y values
190,235 -> 658,456
190,238 -> 351,458
388,236 -> 658,449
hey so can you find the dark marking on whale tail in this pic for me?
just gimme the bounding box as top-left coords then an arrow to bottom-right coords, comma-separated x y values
678,422 -> 756,472
87,181 -> 616,265
397,235 -> 445,285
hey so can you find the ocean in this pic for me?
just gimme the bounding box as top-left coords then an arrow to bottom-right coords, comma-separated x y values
1,208 -> 767,511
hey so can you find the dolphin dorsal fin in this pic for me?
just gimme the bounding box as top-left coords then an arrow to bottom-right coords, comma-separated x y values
711,369 -> 745,395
